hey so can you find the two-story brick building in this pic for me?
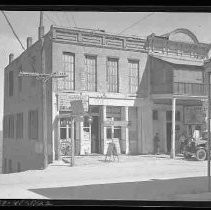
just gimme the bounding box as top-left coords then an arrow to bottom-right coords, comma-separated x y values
2,25 -> 210,173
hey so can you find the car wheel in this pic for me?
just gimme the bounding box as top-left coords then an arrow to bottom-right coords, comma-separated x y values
196,148 -> 207,161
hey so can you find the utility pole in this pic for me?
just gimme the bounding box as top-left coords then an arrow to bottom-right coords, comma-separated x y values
39,11 -> 48,169
71,117 -> 75,166
208,72 -> 211,192
19,72 -> 67,169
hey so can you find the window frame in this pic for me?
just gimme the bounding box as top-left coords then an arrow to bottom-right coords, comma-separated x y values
106,57 -> 119,93
128,59 -> 139,94
81,55 -> 97,91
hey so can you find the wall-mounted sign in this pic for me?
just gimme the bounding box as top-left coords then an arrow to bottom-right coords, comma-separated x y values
184,106 -> 204,125
58,93 -> 89,112
103,120 -> 129,127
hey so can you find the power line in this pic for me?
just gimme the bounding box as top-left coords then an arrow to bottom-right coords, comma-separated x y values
1,11 -> 25,51
117,12 -> 155,35
63,12 -> 71,28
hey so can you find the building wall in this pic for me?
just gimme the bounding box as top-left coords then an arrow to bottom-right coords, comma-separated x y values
51,41 -> 151,156
2,34 -> 52,173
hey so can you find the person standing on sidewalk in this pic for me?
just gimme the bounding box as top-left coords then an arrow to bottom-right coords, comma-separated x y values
153,133 -> 160,155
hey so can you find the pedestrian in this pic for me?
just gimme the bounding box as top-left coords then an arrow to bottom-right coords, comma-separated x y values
179,132 -> 186,154
153,133 -> 160,155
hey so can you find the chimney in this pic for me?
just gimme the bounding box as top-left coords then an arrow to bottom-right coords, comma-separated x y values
9,53 -> 14,64
27,37 -> 32,49
38,11 -> 44,39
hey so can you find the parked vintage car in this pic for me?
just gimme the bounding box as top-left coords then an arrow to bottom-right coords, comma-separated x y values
183,136 -> 208,161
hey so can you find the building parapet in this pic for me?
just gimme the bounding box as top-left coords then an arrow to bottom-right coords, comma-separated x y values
145,33 -> 210,60
51,26 -> 147,52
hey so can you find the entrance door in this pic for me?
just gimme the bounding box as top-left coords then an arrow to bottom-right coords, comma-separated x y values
166,122 -> 172,153
91,116 -> 100,153
59,118 -> 77,156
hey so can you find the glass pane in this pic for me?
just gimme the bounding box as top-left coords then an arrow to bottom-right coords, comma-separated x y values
106,127 -> 112,139
114,127 -> 121,138
60,128 -> 66,139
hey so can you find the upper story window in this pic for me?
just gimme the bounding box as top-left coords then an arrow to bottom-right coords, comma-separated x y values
81,55 -> 97,91
9,71 -> 14,97
128,60 -> 139,94
58,52 -> 75,91
106,58 -> 119,93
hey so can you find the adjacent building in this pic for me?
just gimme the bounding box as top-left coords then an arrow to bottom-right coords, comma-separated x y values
2,25 -> 211,173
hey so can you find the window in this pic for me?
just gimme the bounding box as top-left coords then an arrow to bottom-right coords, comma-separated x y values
128,60 -> 139,94
153,110 -> 158,120
16,113 -> 23,139
166,111 -> 172,121
114,126 -> 121,139
28,110 -> 38,140
81,55 -> 97,91
8,115 -> 14,138
3,115 -> 14,138
3,116 -> 8,138
166,111 -> 180,121
9,71 -> 14,96
106,106 -> 121,121
106,127 -> 112,139
176,111 -> 180,121
58,52 -> 75,90
106,58 -> 119,92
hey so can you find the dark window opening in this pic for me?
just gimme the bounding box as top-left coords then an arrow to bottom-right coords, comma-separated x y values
153,110 -> 158,120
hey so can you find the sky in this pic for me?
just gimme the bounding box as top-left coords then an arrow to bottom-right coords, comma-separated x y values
1,11 -> 211,129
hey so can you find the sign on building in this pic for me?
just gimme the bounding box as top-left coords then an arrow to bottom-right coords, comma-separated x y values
71,100 -> 85,116
58,93 -> 89,112
184,106 -> 204,124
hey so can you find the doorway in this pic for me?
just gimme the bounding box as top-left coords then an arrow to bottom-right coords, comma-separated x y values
59,118 -> 78,156
166,122 -> 172,153
91,116 -> 100,154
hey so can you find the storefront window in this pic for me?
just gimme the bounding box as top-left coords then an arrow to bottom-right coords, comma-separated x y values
106,106 -> 121,120
60,128 -> 66,139
114,126 -> 121,138
106,127 -> 112,139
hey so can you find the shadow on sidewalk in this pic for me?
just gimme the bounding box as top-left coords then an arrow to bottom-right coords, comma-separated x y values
29,176 -> 210,201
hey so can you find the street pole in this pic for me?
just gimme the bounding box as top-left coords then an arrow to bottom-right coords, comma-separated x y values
71,117 -> 75,166
208,72 -> 211,192
171,97 -> 176,159
42,79 -> 48,169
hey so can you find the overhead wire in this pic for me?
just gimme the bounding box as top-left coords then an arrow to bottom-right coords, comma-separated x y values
117,12 -> 155,35
1,10 -> 25,51
63,12 -> 72,28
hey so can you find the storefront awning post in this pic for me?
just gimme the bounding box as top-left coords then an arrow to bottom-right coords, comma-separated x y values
171,97 -> 176,158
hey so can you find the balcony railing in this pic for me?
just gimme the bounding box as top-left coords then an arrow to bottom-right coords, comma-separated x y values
173,82 -> 207,96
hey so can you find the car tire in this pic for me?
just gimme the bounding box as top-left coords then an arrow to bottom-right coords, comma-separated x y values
196,148 -> 207,161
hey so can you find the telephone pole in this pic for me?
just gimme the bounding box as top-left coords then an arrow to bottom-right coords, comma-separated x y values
19,72 -> 67,169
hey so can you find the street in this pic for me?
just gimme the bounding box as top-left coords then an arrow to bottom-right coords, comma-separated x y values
0,154 -> 210,200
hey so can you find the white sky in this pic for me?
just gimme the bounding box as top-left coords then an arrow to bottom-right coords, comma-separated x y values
1,11 -> 211,129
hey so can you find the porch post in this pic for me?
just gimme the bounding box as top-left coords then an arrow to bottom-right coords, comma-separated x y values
79,120 -> 84,155
125,106 -> 129,155
102,105 -> 107,154
58,118 -> 61,160
171,97 -> 176,158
